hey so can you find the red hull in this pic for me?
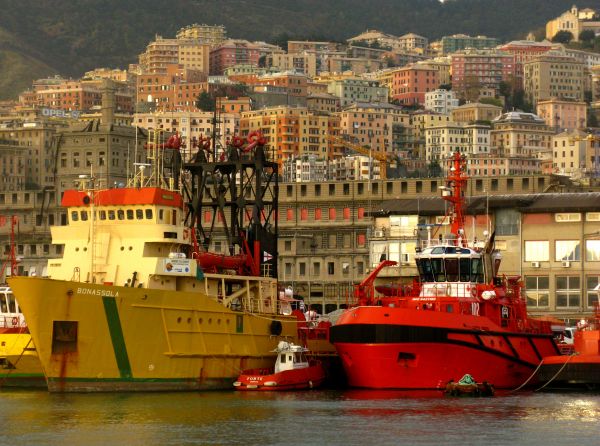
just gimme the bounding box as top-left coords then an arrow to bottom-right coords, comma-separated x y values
234,362 -> 325,391
331,307 -> 559,389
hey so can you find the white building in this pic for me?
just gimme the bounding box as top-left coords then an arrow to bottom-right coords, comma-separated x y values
329,155 -> 380,181
425,122 -> 490,162
283,155 -> 328,182
424,89 -> 459,114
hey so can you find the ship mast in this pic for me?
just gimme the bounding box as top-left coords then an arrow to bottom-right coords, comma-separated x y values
441,152 -> 468,247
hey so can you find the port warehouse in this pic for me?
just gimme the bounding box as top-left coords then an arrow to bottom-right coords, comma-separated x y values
2,174 -> 599,321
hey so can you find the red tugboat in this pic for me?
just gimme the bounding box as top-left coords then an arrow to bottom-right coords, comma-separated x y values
233,341 -> 325,391
330,152 -> 561,390
536,302 -> 600,389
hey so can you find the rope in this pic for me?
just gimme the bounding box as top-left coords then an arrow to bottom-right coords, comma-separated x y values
510,358 -> 545,393
534,353 -> 578,392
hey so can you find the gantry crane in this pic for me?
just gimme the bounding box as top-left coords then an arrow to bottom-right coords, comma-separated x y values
327,134 -> 390,179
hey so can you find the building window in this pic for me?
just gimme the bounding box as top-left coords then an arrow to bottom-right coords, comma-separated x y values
586,212 -> 600,221
285,263 -> 292,277
299,262 -> 306,276
357,233 -> 366,247
525,276 -> 549,308
300,208 -> 308,221
556,276 -> 580,308
314,208 -> 322,220
586,275 -> 600,308
287,209 -> 294,221
525,241 -> 549,262
284,240 -> 292,251
586,240 -> 600,261
328,208 -> 336,220
327,262 -> 335,275
312,262 -> 320,276
495,209 -> 519,236
555,240 -> 580,262
555,213 -> 581,222
343,208 -> 351,220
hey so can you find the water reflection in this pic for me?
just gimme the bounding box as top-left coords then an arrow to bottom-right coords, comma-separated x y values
1,389 -> 599,446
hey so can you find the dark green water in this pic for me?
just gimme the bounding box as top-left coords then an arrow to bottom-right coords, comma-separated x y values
1,389 -> 599,445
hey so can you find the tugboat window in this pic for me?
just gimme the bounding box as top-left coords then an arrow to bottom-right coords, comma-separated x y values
459,258 -> 471,282
431,258 -> 445,282
145,209 -> 153,220
117,210 -> 125,220
136,209 -> 144,220
108,210 -> 115,220
126,209 -> 134,220
71,211 -> 79,222
80,211 -> 88,221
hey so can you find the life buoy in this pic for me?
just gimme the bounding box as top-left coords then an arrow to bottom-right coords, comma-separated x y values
12,317 -> 18,326
269,320 -> 282,336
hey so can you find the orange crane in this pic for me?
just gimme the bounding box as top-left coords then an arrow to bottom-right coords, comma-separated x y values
327,134 -> 390,179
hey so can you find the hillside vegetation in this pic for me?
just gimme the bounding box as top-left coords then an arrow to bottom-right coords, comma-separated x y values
0,0 -> 597,99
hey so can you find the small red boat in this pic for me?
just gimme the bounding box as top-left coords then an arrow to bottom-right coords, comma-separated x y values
233,341 -> 325,391
537,302 -> 600,389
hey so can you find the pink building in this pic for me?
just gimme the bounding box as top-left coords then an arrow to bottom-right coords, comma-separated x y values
209,40 -> 261,75
497,41 -> 553,89
537,98 -> 587,131
451,49 -> 516,97
391,65 -> 439,106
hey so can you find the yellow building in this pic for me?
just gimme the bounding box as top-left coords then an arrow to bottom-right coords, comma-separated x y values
451,102 -> 503,124
491,111 -> 554,160
546,6 -> 600,41
523,53 -> 585,108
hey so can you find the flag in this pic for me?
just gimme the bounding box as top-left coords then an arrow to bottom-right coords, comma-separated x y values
263,251 -> 273,261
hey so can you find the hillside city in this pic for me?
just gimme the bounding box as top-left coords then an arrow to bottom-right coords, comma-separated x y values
1,5 -> 600,319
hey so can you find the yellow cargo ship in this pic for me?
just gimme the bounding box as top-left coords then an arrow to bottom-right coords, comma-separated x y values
9,154 -> 298,391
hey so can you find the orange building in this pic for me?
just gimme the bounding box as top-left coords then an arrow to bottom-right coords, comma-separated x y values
240,106 -> 342,165
391,65 -> 439,106
257,72 -> 309,98
136,64 -> 208,112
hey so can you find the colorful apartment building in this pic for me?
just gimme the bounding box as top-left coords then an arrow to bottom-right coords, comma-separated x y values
450,49 -> 515,99
451,102 -> 503,124
209,40 -> 261,75
269,52 -> 317,77
497,40 -> 554,88
326,78 -> 388,107
338,102 -> 408,154
138,36 -> 211,75
424,89 -> 459,114
537,98 -> 587,131
425,122 -> 490,161
136,64 -> 208,112
175,24 -> 227,46
257,72 -> 309,98
239,106 -> 343,165
523,53 -> 585,108
390,65 -> 439,106
551,130 -> 588,175
20,79 -> 134,113
491,111 -> 554,159
134,110 -> 238,157
440,34 -> 500,55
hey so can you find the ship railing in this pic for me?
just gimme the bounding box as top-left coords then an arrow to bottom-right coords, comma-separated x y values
420,237 -> 486,250
419,282 -> 478,299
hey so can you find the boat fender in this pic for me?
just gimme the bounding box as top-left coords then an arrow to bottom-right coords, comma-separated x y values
270,320 -> 282,336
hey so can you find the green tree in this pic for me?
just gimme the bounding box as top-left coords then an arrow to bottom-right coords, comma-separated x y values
427,160 -> 442,178
480,97 -> 503,108
552,30 -> 574,43
579,30 -> 596,42
195,91 -> 214,112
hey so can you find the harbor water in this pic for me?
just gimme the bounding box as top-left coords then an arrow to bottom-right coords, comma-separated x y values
1,389 -> 599,445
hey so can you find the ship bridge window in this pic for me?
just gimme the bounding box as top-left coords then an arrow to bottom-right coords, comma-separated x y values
145,209 -> 153,220
99,210 -> 106,220
117,210 -> 125,220
159,209 -> 164,221
71,211 -> 79,222
136,209 -> 144,220
445,258 -> 458,281
471,258 -> 484,283
81,211 -> 88,221
126,209 -> 134,220
108,210 -> 115,220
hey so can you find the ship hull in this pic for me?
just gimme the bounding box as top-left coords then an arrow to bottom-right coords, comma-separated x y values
0,333 -> 45,388
331,307 -> 560,389
537,355 -> 600,389
8,277 -> 298,392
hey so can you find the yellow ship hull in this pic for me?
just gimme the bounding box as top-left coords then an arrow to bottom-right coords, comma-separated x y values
8,277 -> 298,392
0,332 -> 45,388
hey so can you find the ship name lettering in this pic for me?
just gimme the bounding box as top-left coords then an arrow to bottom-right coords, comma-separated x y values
76,287 -> 120,298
